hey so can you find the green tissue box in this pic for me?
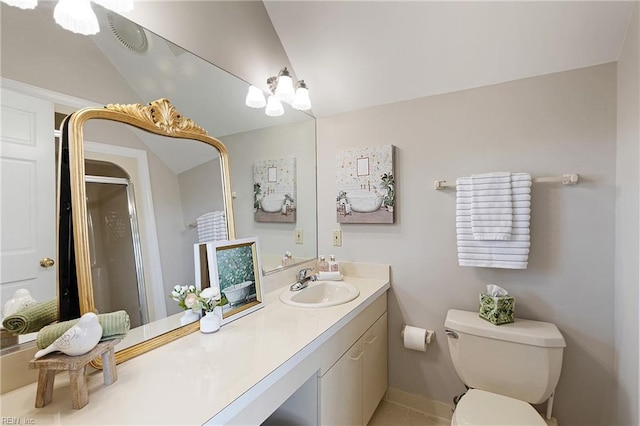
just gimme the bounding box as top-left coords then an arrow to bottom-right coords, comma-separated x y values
479,293 -> 515,325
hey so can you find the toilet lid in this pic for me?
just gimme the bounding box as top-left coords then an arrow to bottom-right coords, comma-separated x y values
452,389 -> 547,426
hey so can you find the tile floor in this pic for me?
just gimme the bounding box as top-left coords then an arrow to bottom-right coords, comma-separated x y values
368,400 -> 450,426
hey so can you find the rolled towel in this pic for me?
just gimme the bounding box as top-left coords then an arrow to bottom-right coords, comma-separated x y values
36,310 -> 130,349
2,299 -> 57,334
317,271 -> 343,281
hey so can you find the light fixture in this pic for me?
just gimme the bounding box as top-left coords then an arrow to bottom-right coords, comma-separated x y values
274,67 -> 295,103
2,0 -> 135,36
245,67 -> 312,116
54,0 -> 99,35
0,0 -> 37,9
245,85 -> 267,109
292,80 -> 312,111
265,95 -> 284,117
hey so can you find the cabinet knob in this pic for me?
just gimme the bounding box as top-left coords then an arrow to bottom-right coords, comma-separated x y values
365,335 -> 378,345
40,257 -> 55,268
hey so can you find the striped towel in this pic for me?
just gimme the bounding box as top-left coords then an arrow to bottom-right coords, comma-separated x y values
470,172 -> 512,240
456,173 -> 532,269
196,211 -> 228,242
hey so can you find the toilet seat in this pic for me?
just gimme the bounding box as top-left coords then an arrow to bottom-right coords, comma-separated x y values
451,389 -> 547,426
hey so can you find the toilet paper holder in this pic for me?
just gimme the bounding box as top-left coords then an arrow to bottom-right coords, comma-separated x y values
401,325 -> 435,344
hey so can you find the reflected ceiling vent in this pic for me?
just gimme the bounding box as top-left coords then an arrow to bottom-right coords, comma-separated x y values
107,11 -> 148,55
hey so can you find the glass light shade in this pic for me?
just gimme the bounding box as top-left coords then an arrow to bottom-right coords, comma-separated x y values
265,95 -> 284,117
93,0 -> 134,13
1,0 -> 37,9
54,0 -> 100,35
245,85 -> 266,109
274,75 -> 295,103
292,87 -> 312,111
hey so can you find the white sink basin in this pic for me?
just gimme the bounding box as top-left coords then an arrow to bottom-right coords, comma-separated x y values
280,281 -> 360,308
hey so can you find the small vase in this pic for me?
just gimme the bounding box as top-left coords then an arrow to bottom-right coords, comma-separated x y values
180,309 -> 201,326
200,310 -> 221,333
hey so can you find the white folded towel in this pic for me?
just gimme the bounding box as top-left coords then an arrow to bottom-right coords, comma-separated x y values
455,173 -> 532,269
470,172 -> 512,240
317,271 -> 343,281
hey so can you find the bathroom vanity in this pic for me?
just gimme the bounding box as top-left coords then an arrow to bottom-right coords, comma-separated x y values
1,262 -> 390,425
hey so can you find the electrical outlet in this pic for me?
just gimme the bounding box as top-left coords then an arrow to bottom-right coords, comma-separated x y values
332,230 -> 342,246
295,229 -> 303,244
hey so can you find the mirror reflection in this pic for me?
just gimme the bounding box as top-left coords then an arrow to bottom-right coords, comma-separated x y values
0,2 -> 317,353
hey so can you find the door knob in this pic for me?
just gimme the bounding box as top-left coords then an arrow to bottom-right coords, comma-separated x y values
40,257 -> 55,268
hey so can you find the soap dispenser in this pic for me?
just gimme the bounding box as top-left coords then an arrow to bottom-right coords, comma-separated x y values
318,255 -> 329,272
329,255 -> 339,272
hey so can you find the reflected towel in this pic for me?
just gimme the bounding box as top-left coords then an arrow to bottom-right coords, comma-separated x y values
36,310 -> 130,349
197,211 -> 228,242
2,299 -> 57,334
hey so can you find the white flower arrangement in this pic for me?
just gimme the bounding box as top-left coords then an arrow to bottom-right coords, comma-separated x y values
170,285 -> 222,313
170,285 -> 199,312
198,287 -> 222,312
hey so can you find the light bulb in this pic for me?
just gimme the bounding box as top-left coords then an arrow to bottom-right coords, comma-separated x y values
245,85 -> 266,109
265,95 -> 284,117
274,69 -> 295,103
292,85 -> 311,111
0,0 -> 37,9
54,0 -> 100,35
93,0 -> 134,13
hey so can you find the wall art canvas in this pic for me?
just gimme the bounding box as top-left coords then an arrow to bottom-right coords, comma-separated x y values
253,157 -> 296,223
336,145 -> 395,224
194,237 -> 263,325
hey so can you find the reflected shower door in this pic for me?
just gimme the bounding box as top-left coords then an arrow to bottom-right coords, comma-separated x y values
85,175 -> 147,328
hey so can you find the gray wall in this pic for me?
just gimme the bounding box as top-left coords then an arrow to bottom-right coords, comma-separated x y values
317,64 -> 617,425
615,3 -> 640,426
222,120 -> 317,270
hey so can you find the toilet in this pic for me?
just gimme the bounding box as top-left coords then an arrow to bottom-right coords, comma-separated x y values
444,309 -> 566,425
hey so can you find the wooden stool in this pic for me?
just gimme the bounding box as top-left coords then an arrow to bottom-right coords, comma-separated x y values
29,339 -> 121,409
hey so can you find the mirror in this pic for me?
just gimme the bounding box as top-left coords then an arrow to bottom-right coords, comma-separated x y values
63,99 -> 234,364
0,2 -> 317,354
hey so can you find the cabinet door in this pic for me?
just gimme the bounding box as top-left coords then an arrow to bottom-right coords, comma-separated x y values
363,312 -> 388,424
319,338 -> 364,426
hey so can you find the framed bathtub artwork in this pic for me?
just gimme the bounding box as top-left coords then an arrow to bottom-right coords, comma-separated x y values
336,145 -> 395,224
254,157 -> 296,223
194,237 -> 264,325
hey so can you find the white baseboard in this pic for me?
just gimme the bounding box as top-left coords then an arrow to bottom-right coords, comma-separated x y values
383,386 -> 454,421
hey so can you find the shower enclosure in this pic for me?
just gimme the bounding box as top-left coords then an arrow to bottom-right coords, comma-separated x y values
85,160 -> 148,328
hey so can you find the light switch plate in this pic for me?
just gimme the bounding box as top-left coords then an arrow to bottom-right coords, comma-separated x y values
295,229 -> 303,244
332,230 -> 342,246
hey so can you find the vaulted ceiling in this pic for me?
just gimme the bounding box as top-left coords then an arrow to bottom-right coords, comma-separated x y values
264,1 -> 635,117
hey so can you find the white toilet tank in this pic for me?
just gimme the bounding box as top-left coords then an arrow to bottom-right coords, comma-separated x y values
445,309 -> 566,404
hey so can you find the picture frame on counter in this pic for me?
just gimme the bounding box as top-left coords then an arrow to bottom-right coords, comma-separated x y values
194,237 -> 264,325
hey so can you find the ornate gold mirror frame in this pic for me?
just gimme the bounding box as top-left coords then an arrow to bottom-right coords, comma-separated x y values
65,98 -> 236,366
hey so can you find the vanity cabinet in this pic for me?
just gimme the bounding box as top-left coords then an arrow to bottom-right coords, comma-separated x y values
319,311 -> 388,426
362,312 -> 388,423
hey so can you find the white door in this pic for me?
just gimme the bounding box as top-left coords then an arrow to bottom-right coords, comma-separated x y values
1,88 -> 56,307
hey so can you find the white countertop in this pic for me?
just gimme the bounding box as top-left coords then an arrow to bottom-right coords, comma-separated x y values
0,268 -> 389,425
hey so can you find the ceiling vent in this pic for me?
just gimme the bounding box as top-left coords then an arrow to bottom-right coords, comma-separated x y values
107,11 -> 148,55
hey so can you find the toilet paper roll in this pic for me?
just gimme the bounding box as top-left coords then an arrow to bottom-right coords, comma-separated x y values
403,325 -> 428,352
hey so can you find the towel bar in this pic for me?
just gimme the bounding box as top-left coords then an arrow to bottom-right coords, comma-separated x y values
434,173 -> 579,190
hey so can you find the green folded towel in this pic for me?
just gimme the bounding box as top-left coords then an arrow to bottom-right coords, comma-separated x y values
2,299 -> 58,334
37,310 -> 130,349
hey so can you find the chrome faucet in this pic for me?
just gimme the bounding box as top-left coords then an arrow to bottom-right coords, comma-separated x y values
290,267 -> 316,291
